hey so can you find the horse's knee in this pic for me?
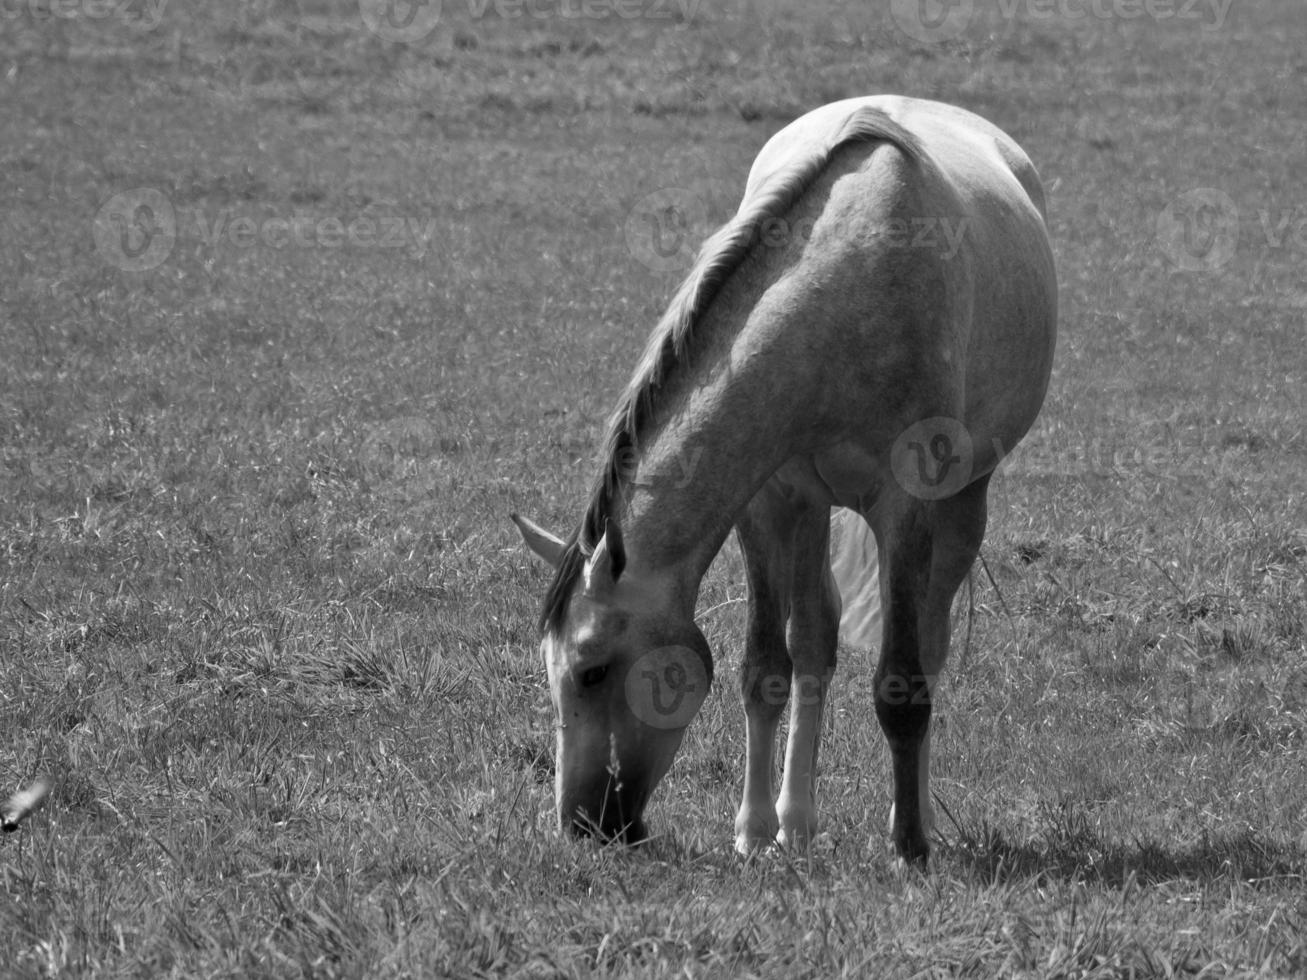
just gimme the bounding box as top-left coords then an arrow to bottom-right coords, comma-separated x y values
740,655 -> 790,720
874,670 -> 931,741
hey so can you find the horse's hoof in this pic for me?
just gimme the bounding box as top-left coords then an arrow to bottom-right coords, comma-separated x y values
734,833 -> 777,859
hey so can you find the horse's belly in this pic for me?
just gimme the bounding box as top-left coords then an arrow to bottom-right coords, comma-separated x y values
768,445 -> 887,510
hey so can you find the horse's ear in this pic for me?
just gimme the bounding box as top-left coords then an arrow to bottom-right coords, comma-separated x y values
583,518 -> 626,593
511,513 -> 567,569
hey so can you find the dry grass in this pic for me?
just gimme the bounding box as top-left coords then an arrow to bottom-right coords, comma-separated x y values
1,0 -> 1304,976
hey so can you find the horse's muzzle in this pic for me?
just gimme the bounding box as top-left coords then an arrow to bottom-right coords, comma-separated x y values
559,781 -> 650,845
564,811 -> 649,846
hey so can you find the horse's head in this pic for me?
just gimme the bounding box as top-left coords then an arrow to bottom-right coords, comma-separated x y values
513,513 -> 712,844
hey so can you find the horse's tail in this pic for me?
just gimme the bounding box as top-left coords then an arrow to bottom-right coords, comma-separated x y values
830,508 -> 882,651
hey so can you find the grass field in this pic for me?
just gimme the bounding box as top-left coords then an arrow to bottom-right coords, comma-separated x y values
2,0 -> 1305,975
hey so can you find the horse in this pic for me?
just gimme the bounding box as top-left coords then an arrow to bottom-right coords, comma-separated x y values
513,94 -> 1056,866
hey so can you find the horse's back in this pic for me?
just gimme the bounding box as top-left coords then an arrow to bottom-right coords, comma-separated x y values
746,95 -> 1048,226
740,95 -> 1057,500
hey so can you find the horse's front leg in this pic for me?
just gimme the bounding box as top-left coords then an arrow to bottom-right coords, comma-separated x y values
732,486 -> 796,856
775,502 -> 840,851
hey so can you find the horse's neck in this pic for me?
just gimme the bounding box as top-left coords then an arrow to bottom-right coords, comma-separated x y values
616,324 -> 807,605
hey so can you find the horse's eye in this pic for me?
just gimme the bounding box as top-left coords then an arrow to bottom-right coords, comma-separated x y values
579,665 -> 608,689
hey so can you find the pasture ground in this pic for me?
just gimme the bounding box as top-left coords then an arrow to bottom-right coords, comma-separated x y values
1,0 -> 1305,976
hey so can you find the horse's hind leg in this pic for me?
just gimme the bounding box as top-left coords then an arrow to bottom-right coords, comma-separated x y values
875,474 -> 989,866
733,483 -> 796,855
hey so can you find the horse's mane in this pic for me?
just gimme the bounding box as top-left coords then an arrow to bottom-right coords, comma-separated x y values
540,106 -> 924,633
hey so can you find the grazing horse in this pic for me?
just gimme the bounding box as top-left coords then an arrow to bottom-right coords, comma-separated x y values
514,95 -> 1056,866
